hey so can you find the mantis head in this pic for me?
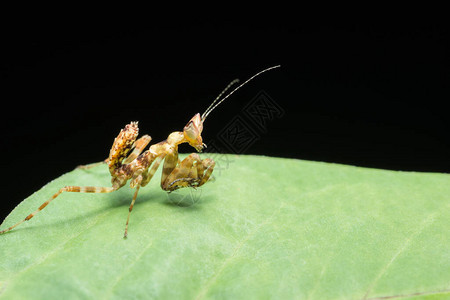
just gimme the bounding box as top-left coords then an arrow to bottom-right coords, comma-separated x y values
183,113 -> 205,152
184,65 -> 281,153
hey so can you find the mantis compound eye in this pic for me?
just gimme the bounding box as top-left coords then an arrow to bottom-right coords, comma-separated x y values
184,121 -> 198,141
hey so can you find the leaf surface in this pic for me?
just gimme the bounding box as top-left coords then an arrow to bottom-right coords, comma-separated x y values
1,154 -> 449,299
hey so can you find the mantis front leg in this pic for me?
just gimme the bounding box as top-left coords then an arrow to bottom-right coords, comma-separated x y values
161,151 -> 215,192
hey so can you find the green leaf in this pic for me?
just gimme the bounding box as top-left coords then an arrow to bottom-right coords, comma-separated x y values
1,154 -> 449,299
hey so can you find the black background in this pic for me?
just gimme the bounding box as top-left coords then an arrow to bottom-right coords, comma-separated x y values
1,18 -> 449,221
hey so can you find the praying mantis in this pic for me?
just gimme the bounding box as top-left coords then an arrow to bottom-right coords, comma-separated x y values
0,65 -> 280,238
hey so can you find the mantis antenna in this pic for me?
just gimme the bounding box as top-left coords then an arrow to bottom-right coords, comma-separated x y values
201,65 -> 281,122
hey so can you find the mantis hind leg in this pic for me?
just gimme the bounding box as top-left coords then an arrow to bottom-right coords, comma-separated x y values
0,186 -> 116,234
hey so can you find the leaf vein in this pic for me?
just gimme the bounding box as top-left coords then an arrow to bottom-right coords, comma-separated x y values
6,208 -> 115,288
362,212 -> 437,299
366,288 -> 450,299
195,203 -> 285,300
106,240 -> 154,299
